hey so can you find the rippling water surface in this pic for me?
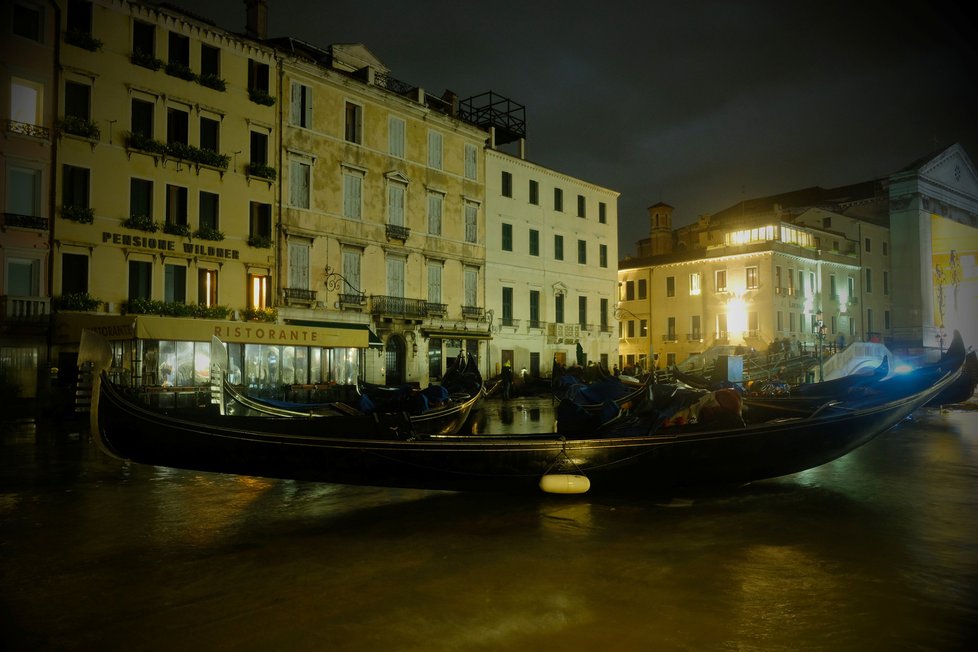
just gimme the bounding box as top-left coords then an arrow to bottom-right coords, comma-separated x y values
2,400 -> 976,651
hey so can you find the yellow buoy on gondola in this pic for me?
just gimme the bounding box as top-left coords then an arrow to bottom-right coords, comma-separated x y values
539,473 -> 591,494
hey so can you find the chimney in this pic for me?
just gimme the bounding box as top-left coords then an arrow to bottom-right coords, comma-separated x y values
245,0 -> 267,39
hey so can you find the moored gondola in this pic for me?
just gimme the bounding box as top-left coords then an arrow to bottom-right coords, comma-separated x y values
81,330 -> 967,495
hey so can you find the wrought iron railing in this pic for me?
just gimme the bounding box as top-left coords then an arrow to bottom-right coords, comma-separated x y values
284,287 -> 317,302
371,295 -> 427,318
386,223 -> 410,241
373,71 -> 416,96
461,305 -> 483,320
5,120 -> 50,139
2,212 -> 48,230
426,302 -> 447,317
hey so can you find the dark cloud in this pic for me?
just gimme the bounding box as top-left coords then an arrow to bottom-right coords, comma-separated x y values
169,0 -> 978,252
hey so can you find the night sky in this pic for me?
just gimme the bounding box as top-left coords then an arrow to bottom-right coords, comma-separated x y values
166,0 -> 978,255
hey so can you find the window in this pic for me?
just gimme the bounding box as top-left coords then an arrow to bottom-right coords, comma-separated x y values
62,165 -> 90,210
865,237 -> 871,253
248,59 -> 269,93
198,269 -> 218,307
165,185 -> 188,227
427,261 -> 443,304
133,21 -> 155,59
884,310 -> 891,330
555,293 -> 564,323
554,188 -> 563,212
600,298 -> 609,330
640,320 -> 648,337
625,281 -> 634,301
717,313 -> 728,339
427,130 -> 443,169
131,98 -> 153,138
867,308 -> 873,333
168,32 -> 190,68
290,82 -> 312,127
502,224 -> 513,251
64,81 -> 91,121
529,229 -> 539,256
865,268 -> 873,293
8,166 -> 41,217
627,320 -> 635,337
830,274 -> 837,299
554,234 -> 563,261
7,257 -> 40,297
67,1 -> 93,37
501,171 -> 512,198
691,315 -> 701,339
577,239 -> 586,264
427,192 -> 443,236
883,271 -> 889,295
798,270 -> 806,297
667,317 -> 676,340
130,178 -> 152,219
599,244 -> 608,268
166,106 -> 189,145
289,159 -> 311,209
13,3 -> 42,42
775,266 -> 782,292
577,194 -> 586,218
248,273 -> 269,310
200,44 -> 220,78
388,116 -> 405,157
387,181 -> 405,226
288,242 -> 310,290
746,266 -> 759,289
787,268 -> 795,295
578,296 -> 587,328
342,169 -> 363,219
529,290 -> 540,328
9,78 -> 42,131
128,260 -> 152,301
715,269 -> 727,292
250,131 -> 267,165
342,248 -> 362,297
502,287 -> 513,325
599,202 -> 607,224
882,242 -> 888,256
638,279 -> 647,299
689,272 -> 701,296
164,263 -> 187,303
464,202 -> 478,243
666,276 -> 675,297
61,252 -> 89,295
249,202 -> 271,240
464,144 -> 477,180
199,117 -> 219,152
529,180 -> 539,205
199,191 -> 219,231
464,266 -> 478,309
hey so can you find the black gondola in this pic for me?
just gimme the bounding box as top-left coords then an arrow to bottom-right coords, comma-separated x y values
80,330 -> 967,495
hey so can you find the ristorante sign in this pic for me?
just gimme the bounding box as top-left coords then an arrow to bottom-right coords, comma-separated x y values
101,231 -> 241,259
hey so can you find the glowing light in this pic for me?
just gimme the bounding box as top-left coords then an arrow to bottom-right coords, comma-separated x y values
894,364 -> 914,374
727,295 -> 748,337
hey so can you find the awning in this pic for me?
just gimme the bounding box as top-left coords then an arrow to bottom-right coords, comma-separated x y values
284,319 -> 380,347
55,313 -> 368,348
422,328 -> 493,340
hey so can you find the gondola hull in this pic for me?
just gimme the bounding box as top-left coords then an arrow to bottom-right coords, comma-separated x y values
90,341 -> 963,494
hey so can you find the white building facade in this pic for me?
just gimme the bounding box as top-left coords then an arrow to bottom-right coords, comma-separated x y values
485,149 -> 619,377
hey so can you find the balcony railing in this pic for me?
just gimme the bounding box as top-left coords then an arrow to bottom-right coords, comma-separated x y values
686,333 -> 704,342
339,292 -> 366,307
284,287 -> 317,303
1,295 -> 50,322
426,302 -> 447,317
371,295 -> 427,319
500,317 -> 521,328
2,212 -> 48,230
5,120 -> 50,139
461,305 -> 483,320
386,223 -> 410,241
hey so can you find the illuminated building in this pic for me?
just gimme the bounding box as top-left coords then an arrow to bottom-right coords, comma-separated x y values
485,148 -> 620,377
621,144 -> 978,366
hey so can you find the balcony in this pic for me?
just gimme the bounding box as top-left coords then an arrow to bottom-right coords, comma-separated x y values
426,302 -> 447,317
500,317 -> 521,329
284,287 -> 317,305
461,305 -> 483,320
386,223 -> 410,241
2,212 -> 48,231
5,119 -> 50,140
686,333 -> 704,342
338,293 -> 366,309
662,333 -> 678,343
371,295 -> 427,319
1,296 -> 50,322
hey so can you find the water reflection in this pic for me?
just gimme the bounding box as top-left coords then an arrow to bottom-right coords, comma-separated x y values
469,397 -> 554,434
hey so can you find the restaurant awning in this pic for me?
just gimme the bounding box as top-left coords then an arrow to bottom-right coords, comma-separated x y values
421,327 -> 493,340
55,313 -> 369,348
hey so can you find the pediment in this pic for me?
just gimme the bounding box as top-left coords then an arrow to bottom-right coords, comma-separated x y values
916,143 -> 978,198
384,170 -> 410,184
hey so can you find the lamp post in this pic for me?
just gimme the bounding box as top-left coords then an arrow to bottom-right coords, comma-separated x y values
814,309 -> 827,382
